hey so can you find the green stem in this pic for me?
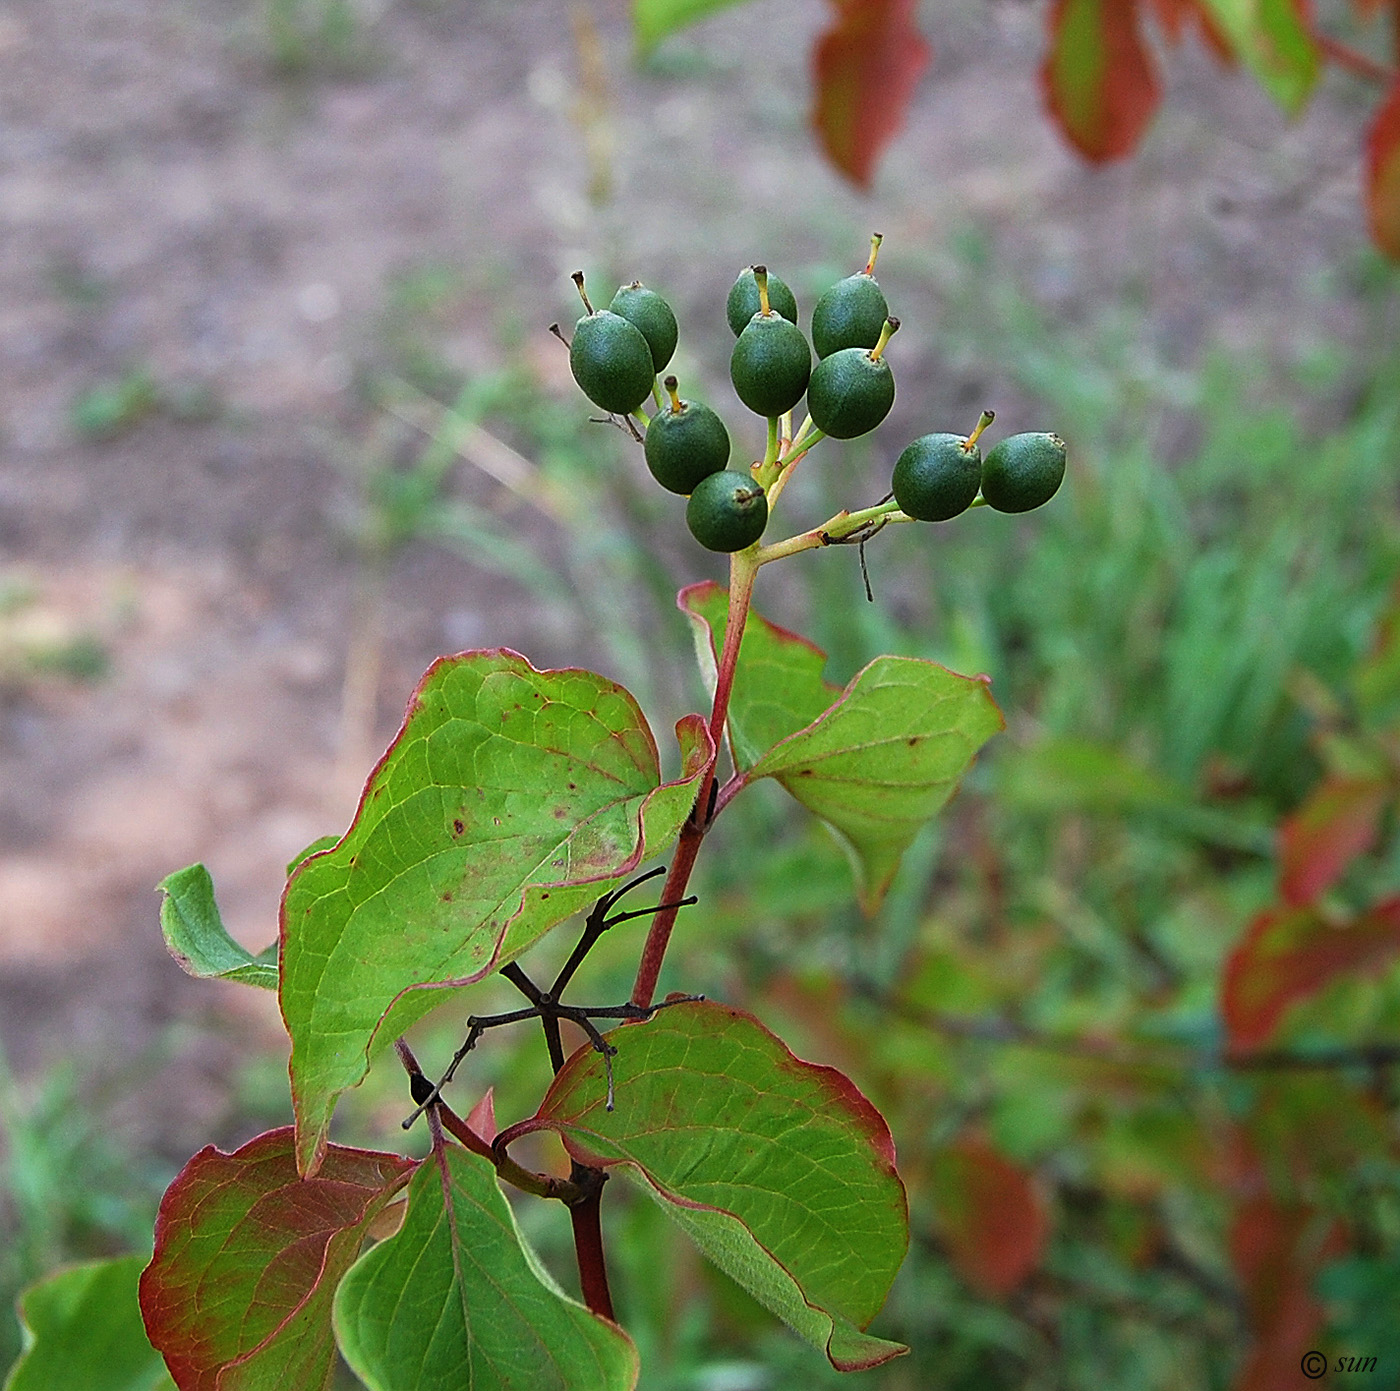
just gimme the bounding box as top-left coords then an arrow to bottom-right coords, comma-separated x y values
631,549 -> 760,1009
756,497 -> 906,566
777,423 -> 823,469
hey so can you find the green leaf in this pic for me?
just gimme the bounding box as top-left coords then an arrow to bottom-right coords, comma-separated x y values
286,835 -> 340,877
681,581 -> 836,770
333,1145 -> 638,1390
633,0 -> 750,50
518,1000 -> 908,1372
157,863 -> 278,990
683,583 -> 1003,912
139,1128 -> 415,1391
1196,0 -> 1318,113
5,1255 -> 171,1391
282,651 -> 711,1175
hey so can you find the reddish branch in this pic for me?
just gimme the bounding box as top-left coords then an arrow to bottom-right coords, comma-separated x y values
632,554 -> 758,1009
1315,33 -> 1394,86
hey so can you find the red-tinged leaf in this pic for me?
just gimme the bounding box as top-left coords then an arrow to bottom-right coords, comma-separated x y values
506,1000 -> 909,1371
1222,899 -> 1400,1050
928,1133 -> 1050,1297
139,1128 -> 415,1391
1366,78 -> 1400,259
1229,1196 -> 1345,1391
1042,0 -> 1162,161
683,583 -> 1002,914
1148,0 -> 1237,60
811,0 -> 932,188
1196,0 -> 1319,112
466,1086 -> 498,1143
1279,775 -> 1391,906
281,649 -> 712,1177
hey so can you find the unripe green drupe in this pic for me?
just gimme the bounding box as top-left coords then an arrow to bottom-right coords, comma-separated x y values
811,234 -> 889,358
892,432 -> 983,521
686,470 -> 769,552
805,317 -> 898,439
731,314 -> 810,418
644,377 -> 731,495
730,268 -> 810,418
980,432 -> 1067,513
610,281 -> 678,374
725,267 -> 799,337
568,273 -> 656,416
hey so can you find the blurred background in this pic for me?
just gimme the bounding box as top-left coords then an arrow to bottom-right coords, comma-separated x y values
2,0 -> 1399,1385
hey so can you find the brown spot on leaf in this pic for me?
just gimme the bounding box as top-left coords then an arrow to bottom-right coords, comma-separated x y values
452,820 -> 465,835
908,736 -> 920,746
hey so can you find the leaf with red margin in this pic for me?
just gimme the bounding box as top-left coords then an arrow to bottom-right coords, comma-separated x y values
138,1128 -> 415,1391
1042,0 -> 1162,161
811,0 -> 932,188
683,583 -> 1003,913
680,581 -> 837,771
504,1000 -> 909,1372
1196,0 -> 1319,113
331,1145 -> 638,1391
1229,1194 -> 1345,1391
1278,775 -> 1391,906
1367,78 -> 1400,260
1148,0 -> 1237,60
1222,898 -> 1400,1050
928,1133 -> 1050,1297
281,650 -> 712,1176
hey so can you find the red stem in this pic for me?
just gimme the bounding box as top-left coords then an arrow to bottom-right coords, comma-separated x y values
567,1166 -> 616,1321
1315,32 -> 1393,85
631,554 -> 758,1009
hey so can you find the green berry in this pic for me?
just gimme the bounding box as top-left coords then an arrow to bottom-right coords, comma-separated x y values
644,378 -> 731,495
806,342 -> 895,440
686,470 -> 769,552
726,267 -> 798,337
730,313 -> 811,418
811,274 -> 889,359
569,309 -> 655,415
892,433 -> 983,521
609,281 -> 678,374
980,432 -> 1067,513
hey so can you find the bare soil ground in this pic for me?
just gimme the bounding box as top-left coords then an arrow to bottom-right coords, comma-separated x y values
0,0 -> 1383,1164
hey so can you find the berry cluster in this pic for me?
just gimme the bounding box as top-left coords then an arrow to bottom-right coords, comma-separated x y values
563,238 -> 1065,558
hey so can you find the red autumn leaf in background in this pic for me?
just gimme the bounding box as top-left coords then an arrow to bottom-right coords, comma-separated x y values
1366,77 -> 1400,259
928,1132 -> 1050,1296
812,0 -> 932,188
1147,0 -> 1236,63
1042,0 -> 1162,161
1229,1195 -> 1345,1391
1222,898 -> 1400,1050
1279,775 -> 1391,907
